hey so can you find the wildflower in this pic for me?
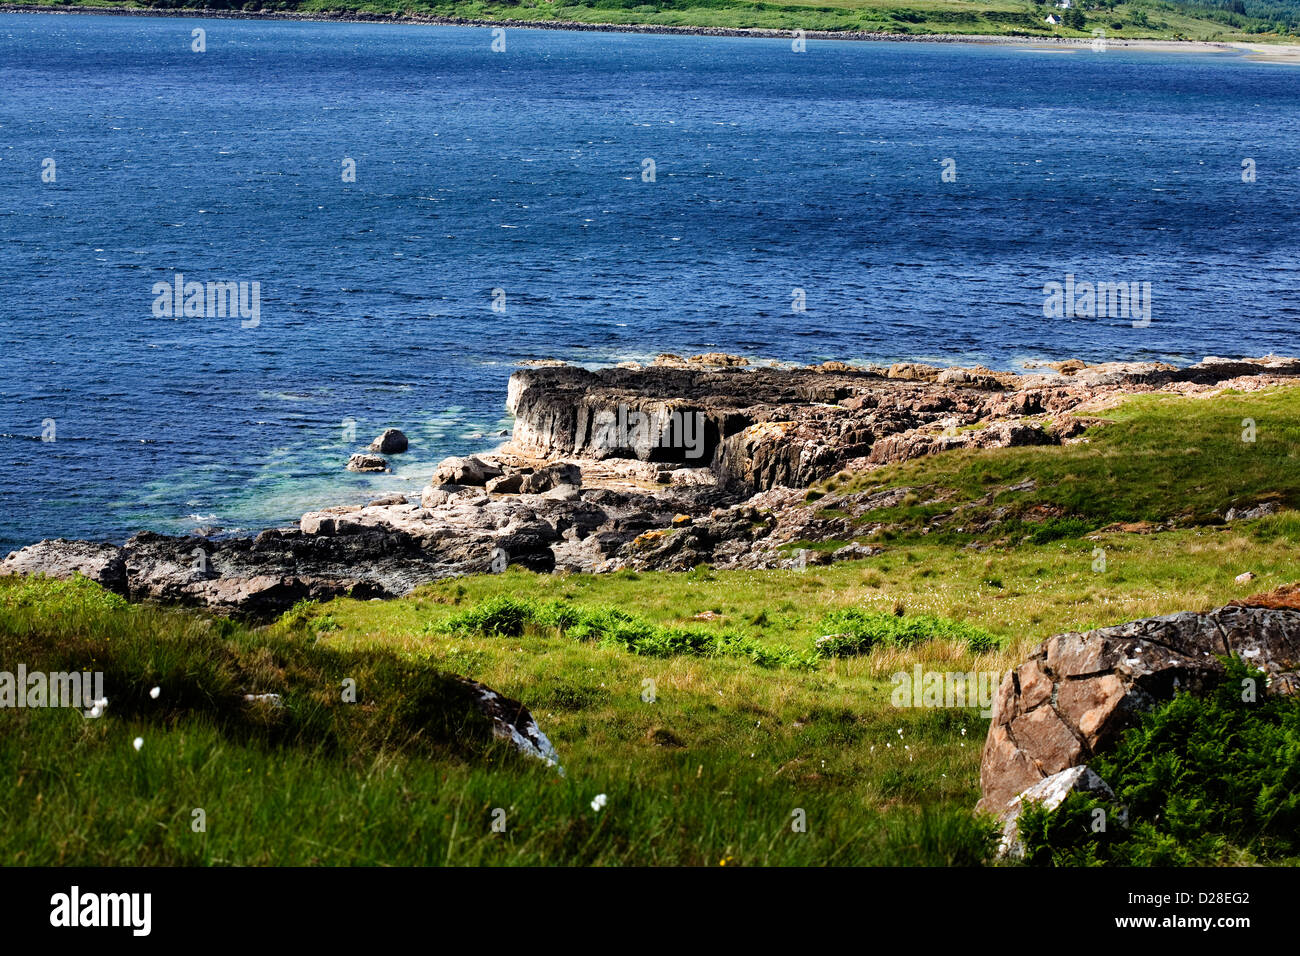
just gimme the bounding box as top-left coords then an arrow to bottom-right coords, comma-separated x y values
590,793 -> 607,812
132,737 -> 143,752
149,686 -> 161,699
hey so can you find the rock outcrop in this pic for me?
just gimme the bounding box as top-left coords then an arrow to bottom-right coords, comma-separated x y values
7,355 -> 1300,616
0,539 -> 128,593
978,601 -> 1300,817
505,355 -> 1300,494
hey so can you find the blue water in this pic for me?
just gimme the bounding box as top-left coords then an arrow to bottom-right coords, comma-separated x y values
2,14 -> 1299,553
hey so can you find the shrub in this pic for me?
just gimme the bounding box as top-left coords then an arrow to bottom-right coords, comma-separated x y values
440,596 -> 813,668
1019,660 -> 1300,865
1025,516 -> 1096,544
443,595 -> 537,637
815,609 -> 1000,656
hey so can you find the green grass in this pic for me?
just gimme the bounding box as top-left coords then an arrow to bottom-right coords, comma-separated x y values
815,386 -> 1300,543
815,608 -> 1000,655
3,384 -> 1299,865
18,0 -> 1300,43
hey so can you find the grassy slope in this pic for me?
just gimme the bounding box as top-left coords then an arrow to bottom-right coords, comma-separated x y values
3,383 -> 1299,865
18,0 -> 1299,43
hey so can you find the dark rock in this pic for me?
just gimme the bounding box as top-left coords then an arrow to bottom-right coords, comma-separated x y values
462,678 -> 562,772
369,429 -> 409,454
486,473 -> 524,494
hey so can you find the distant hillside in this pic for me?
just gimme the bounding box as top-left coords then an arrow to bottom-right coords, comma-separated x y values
15,0 -> 1300,42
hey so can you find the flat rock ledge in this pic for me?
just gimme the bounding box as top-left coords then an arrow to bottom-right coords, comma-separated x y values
978,597 -> 1300,853
5,355 -> 1300,616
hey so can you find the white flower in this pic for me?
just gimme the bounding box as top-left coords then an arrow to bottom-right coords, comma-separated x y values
896,728 -> 903,737
590,793 -> 607,812
149,686 -> 161,699
132,737 -> 144,752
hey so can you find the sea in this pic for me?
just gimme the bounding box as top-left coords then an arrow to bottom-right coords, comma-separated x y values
2,12 -> 1299,551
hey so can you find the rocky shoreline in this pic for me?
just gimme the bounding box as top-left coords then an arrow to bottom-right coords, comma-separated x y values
5,353 -> 1299,616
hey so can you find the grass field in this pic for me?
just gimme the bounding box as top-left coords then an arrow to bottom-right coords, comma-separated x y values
17,0 -> 1300,44
3,384 -> 1299,865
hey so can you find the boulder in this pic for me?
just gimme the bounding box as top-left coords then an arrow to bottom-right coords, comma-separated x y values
369,429 -> 408,454
485,472 -> 524,495
520,462 -> 582,494
977,602 -> 1300,815
689,352 -> 748,367
432,456 -> 503,486
462,678 -> 563,773
936,366 -> 1013,389
996,765 -> 1116,859
832,542 -> 880,562
346,453 -> 388,473
886,362 -> 941,381
1225,501 -> 1281,521
420,483 -> 487,509
0,539 -> 127,594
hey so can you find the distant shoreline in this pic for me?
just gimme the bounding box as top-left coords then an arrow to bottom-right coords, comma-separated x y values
0,3 -> 1256,55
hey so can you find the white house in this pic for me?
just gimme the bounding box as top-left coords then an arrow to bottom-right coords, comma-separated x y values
1045,14 -> 1061,24
1056,0 -> 1072,8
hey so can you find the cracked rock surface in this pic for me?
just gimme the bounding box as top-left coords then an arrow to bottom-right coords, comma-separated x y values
977,601 -> 1300,816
